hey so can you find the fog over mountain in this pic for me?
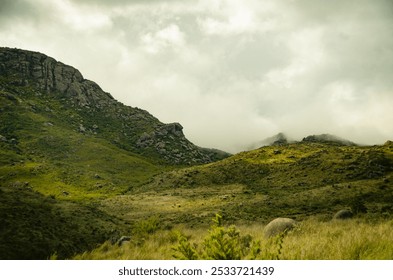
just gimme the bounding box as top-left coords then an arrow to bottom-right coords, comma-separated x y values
1,0 -> 393,152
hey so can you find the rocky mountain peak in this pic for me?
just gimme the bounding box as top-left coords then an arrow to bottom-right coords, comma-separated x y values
0,47 -> 114,108
0,47 -> 230,165
247,132 -> 290,150
302,134 -> 356,146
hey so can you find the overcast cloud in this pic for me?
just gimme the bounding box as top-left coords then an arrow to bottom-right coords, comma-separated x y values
1,0 -> 393,152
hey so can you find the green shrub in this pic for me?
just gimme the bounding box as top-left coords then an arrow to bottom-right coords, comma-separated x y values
173,214 -> 267,260
202,214 -> 245,259
132,216 -> 159,237
260,231 -> 286,260
172,231 -> 198,260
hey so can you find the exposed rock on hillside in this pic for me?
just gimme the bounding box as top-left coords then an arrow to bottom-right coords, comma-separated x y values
0,47 -> 114,107
302,134 -> 356,146
248,133 -> 292,150
0,47 -> 229,164
137,122 -> 214,164
262,132 -> 289,146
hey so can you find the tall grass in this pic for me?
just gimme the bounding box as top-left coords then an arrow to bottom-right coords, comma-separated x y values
280,218 -> 393,259
72,230 -> 178,260
71,218 -> 393,260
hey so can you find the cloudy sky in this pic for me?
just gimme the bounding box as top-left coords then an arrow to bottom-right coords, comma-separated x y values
1,0 -> 393,152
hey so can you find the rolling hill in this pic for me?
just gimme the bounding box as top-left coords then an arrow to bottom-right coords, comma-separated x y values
124,139 -> 393,225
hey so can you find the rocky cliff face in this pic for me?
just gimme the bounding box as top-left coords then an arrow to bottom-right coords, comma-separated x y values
0,47 -> 115,107
0,47 -> 229,164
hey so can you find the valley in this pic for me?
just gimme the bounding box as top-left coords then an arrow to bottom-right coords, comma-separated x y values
1,47 -> 393,260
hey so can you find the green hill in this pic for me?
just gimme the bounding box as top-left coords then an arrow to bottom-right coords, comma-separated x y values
72,140 -> 393,260
0,47 -> 229,259
1,47 -> 393,260
116,140 -> 393,226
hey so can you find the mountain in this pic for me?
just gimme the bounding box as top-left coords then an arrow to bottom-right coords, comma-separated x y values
1,47 -> 393,260
0,47 -> 229,165
0,47 -> 229,259
248,133 -> 355,151
248,132 -> 290,150
302,134 -> 357,146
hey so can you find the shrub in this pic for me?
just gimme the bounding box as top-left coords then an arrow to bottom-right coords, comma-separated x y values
132,216 -> 159,238
173,214 -> 276,260
202,214 -> 245,260
172,231 -> 198,260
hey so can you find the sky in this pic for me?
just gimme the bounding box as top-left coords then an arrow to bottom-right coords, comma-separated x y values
1,0 -> 393,153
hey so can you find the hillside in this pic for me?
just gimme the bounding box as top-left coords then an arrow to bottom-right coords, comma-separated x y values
0,47 -> 228,259
74,140 -> 393,260
122,140 -> 393,225
1,47 -> 393,260
0,47 -> 229,165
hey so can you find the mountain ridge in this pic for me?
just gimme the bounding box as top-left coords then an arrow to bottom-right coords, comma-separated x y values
248,132 -> 356,151
0,47 -> 230,165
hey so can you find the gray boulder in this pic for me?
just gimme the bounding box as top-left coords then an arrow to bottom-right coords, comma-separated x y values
264,218 -> 296,238
333,209 -> 353,220
117,236 -> 131,246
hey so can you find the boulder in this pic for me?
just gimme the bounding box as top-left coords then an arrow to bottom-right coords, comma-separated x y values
333,209 -> 353,220
117,236 -> 131,246
264,218 -> 296,238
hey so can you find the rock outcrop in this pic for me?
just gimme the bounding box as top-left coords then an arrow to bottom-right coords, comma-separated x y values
302,134 -> 356,146
247,133 -> 291,150
0,47 -> 229,164
0,47 -> 115,108
136,122 -> 213,164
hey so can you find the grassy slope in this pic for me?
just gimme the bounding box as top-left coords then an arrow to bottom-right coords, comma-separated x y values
2,77 -> 393,259
0,85 -> 172,259
101,141 -> 393,227
74,140 -> 393,260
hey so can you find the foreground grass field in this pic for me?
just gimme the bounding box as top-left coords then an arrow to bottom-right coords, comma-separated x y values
71,216 -> 393,260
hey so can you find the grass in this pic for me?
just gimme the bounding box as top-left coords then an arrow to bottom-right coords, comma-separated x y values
71,217 -> 393,260
0,184 -> 128,260
1,49 -> 393,260
0,82 -> 174,259
280,218 -> 393,259
3,137 -> 393,259
70,140 -> 393,260
137,141 -> 393,224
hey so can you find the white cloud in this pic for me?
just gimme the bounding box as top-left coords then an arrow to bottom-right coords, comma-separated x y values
197,0 -> 278,35
198,10 -> 254,35
141,24 -> 185,54
53,0 -> 113,32
1,0 -> 393,152
264,27 -> 326,89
